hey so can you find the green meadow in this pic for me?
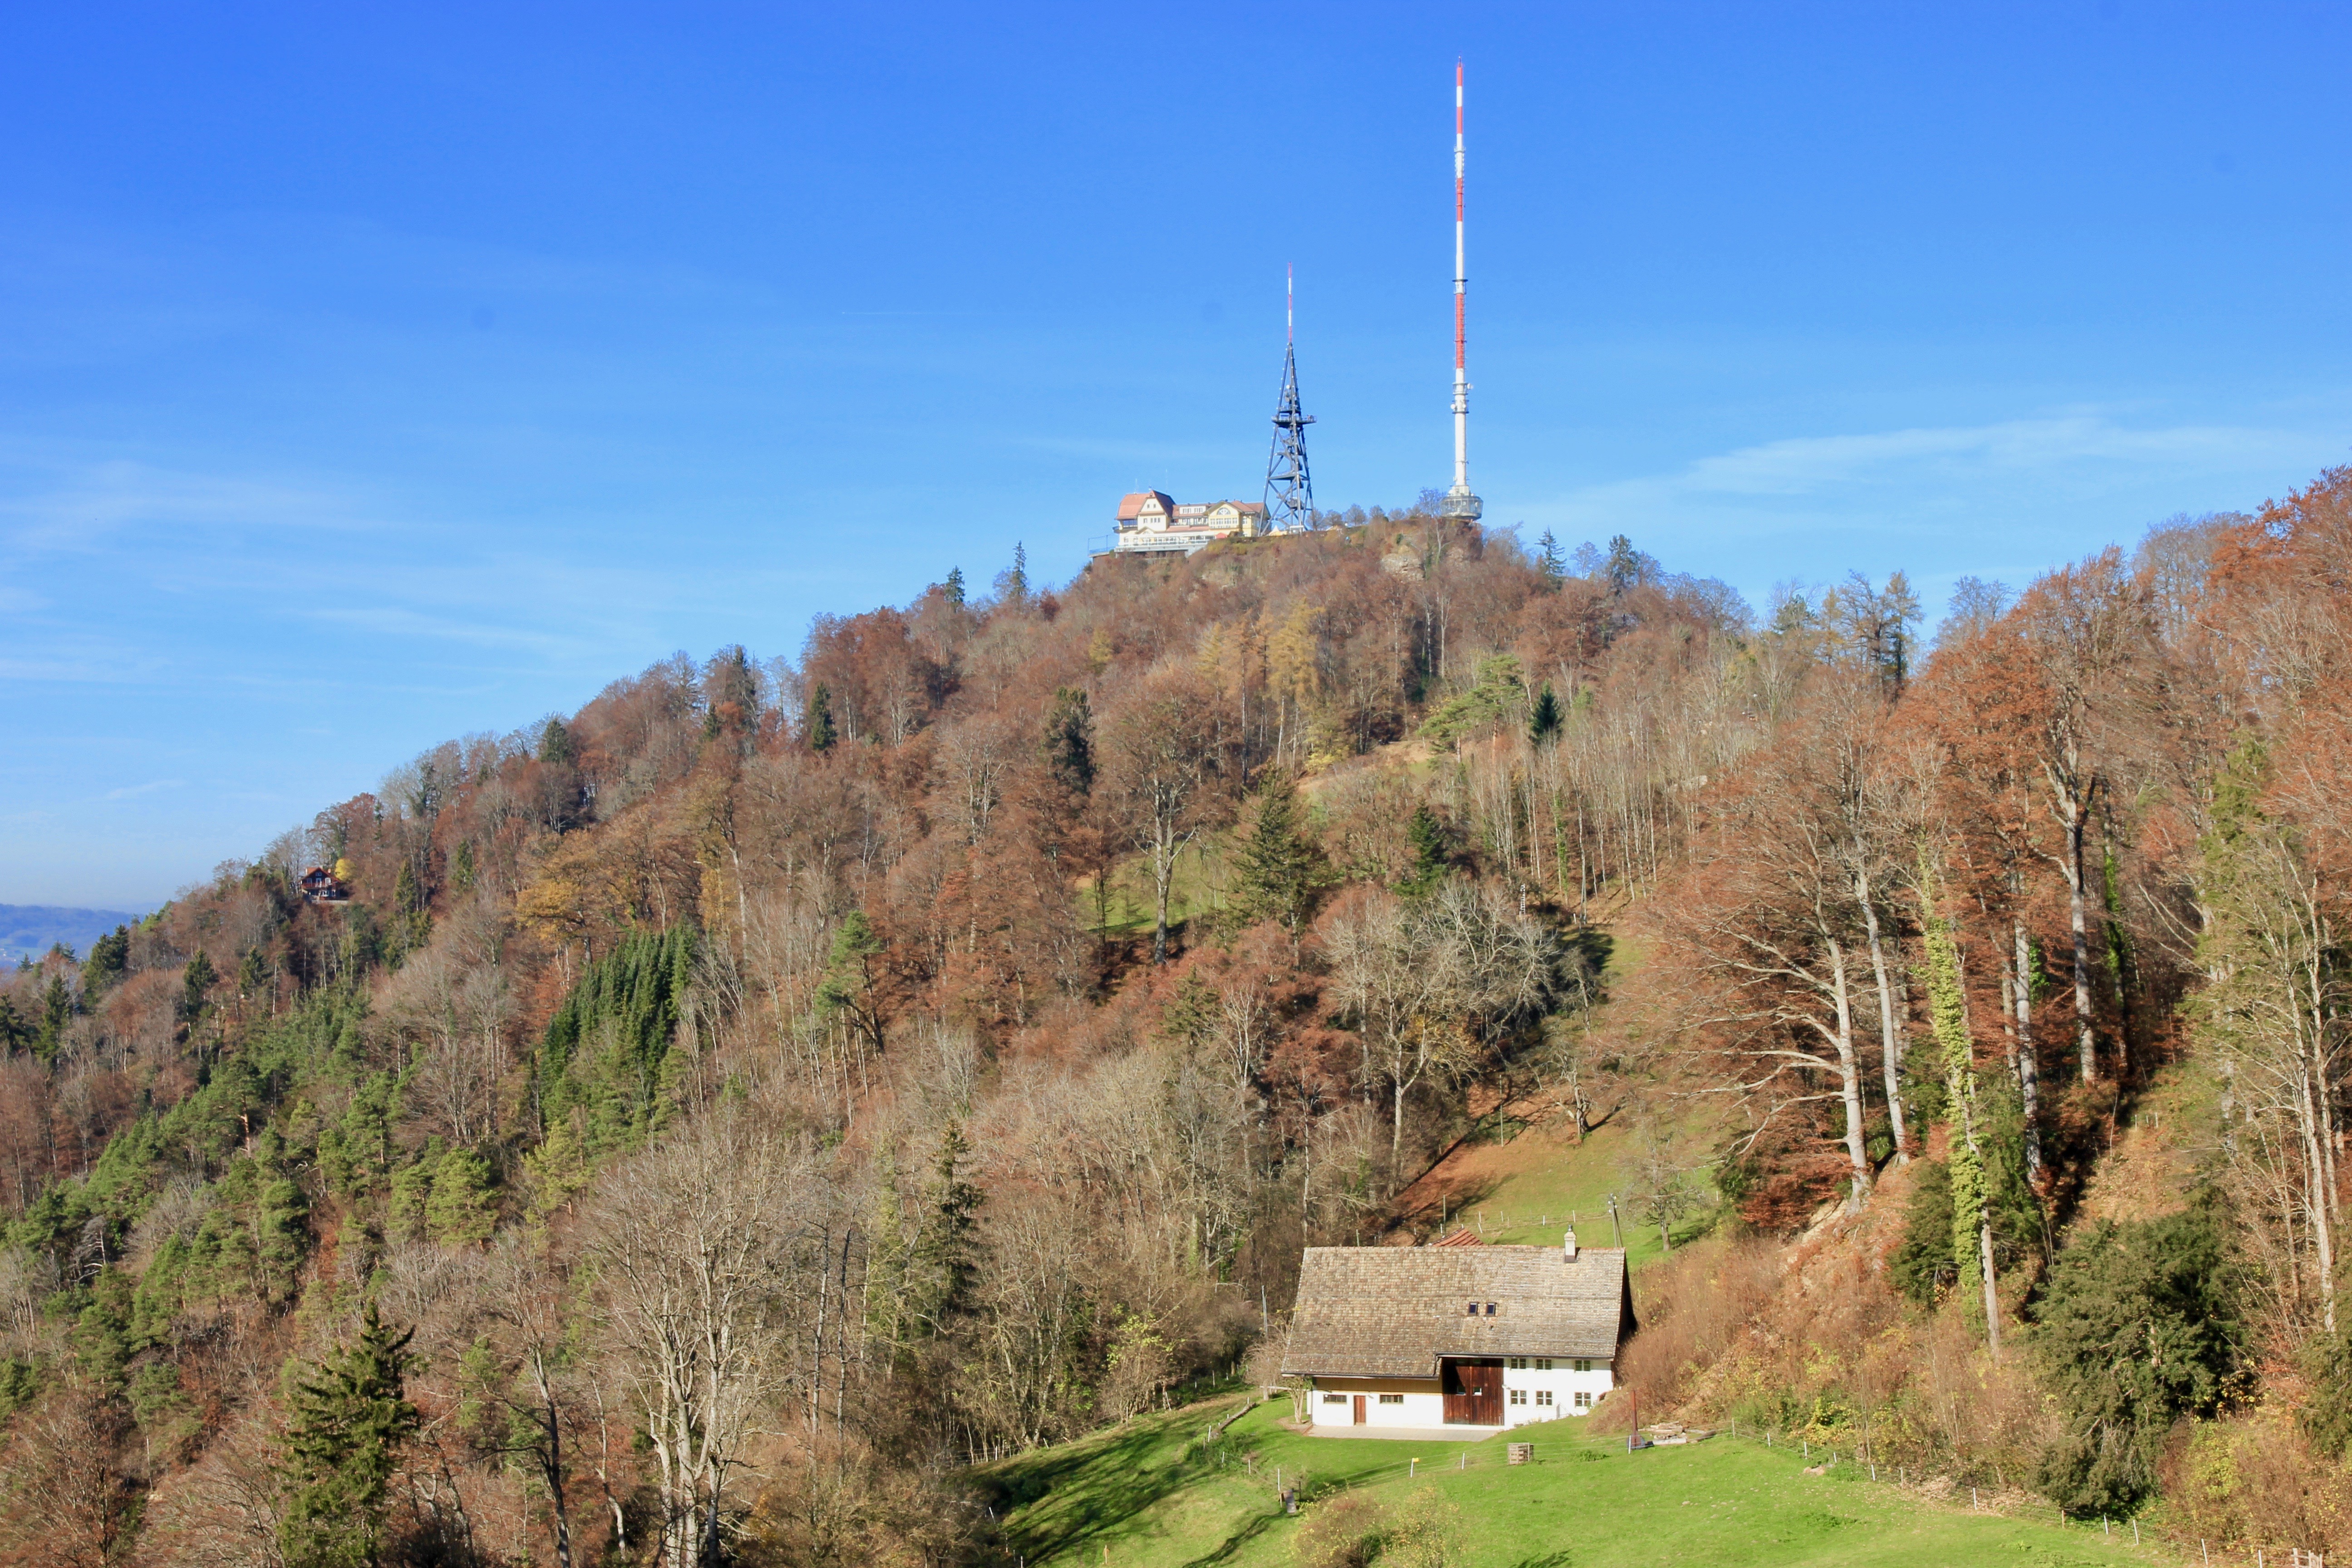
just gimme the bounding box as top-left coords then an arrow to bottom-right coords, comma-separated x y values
977,1396 -> 2167,1568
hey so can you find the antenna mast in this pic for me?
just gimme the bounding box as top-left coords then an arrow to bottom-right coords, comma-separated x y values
1265,263 -> 1315,531
1441,60 -> 1483,523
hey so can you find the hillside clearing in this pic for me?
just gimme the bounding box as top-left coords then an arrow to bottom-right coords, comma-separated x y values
980,1397 -> 2162,1567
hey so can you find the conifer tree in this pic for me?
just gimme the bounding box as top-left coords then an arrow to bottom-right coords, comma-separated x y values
1040,686 -> 1096,798
80,926 -> 130,999
277,1303 -> 422,1568
1536,529 -> 1565,585
943,566 -> 965,606
179,951 -> 217,1025
33,975 -> 72,1061
537,716 -> 577,766
1400,805 -> 1450,896
908,1122 -> 982,1338
805,682 -> 837,753
426,1147 -> 496,1247
1229,771 -> 1332,939
1528,682 -> 1563,746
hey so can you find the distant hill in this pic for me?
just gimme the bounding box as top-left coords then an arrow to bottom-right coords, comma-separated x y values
0,903 -> 146,965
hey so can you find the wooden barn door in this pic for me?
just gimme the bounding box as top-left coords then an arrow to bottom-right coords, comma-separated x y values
1352,1395 -> 1366,1425
1442,1360 -> 1502,1425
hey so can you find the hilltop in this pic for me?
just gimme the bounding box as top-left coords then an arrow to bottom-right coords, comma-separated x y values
1,478 -> 2350,1565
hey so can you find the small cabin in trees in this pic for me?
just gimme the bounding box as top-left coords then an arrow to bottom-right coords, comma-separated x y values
1281,1232 -> 1633,1433
299,865 -> 348,905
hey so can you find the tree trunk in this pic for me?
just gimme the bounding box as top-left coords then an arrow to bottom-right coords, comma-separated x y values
1828,939 -> 1872,1209
2011,917 -> 2046,1187
1855,867 -> 1908,1162
1978,1212 -> 2002,1362
2058,791 -> 2098,1082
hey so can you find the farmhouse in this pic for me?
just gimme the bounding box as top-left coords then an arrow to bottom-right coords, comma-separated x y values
1281,1232 -> 1633,1435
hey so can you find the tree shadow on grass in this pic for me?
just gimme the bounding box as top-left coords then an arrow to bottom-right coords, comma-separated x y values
983,1416 -> 1238,1564
1176,1510 -> 1276,1566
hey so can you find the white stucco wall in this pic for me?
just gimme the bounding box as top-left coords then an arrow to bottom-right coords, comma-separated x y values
1304,1377 -> 1446,1428
1500,1356 -> 1614,1426
1307,1357 -> 1616,1429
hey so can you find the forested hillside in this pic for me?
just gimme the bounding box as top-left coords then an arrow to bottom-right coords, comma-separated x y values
3,480 -> 2350,1565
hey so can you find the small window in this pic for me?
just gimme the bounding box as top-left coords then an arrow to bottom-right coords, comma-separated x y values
1574,1391 -> 1593,1409
1485,1302 -> 1498,1317
1465,1302 -> 1479,1316
1378,1393 -> 1404,1405
1573,1358 -> 1592,1373
1508,1388 -> 1527,1406
1507,1357 -> 1527,1370
1535,1358 -> 1553,1371
1323,1394 -> 1347,1405
1535,1390 -> 1553,1406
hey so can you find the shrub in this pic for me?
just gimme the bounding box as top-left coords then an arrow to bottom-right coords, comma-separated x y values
1294,1492 -> 1385,1568
2032,1200 -> 2239,1515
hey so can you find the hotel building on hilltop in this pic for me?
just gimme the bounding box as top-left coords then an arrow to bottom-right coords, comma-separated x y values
1109,491 -> 1269,555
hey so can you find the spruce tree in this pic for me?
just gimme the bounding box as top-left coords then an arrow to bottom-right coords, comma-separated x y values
1040,686 -> 1096,798
81,925 -> 130,998
34,975 -> 72,1061
1536,529 -> 1565,585
908,1122 -> 982,1337
179,951 -> 217,1025
1229,771 -> 1331,937
1400,805 -> 1450,896
943,566 -> 966,606
805,682 -> 837,753
537,716 -> 577,766
1528,682 -> 1563,746
278,1303 -> 422,1568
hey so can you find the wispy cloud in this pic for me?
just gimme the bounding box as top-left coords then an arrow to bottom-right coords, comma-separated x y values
103,779 -> 184,800
1516,411 -> 2342,549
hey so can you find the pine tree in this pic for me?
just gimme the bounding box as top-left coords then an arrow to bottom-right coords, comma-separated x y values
908,1122 -> 982,1337
1400,805 -> 1450,896
277,1303 -> 423,1568
179,951 -> 217,1025
1536,529 -> 1565,586
1040,687 -> 1096,798
451,839 -> 477,892
1229,771 -> 1332,938
426,1147 -> 496,1247
1528,682 -> 1563,746
805,682 -> 837,753
537,717 -> 577,766
943,566 -> 966,606
81,926 -> 130,999
34,975 -> 72,1061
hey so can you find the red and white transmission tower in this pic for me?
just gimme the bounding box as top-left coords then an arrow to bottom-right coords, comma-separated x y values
1440,59 -> 1483,523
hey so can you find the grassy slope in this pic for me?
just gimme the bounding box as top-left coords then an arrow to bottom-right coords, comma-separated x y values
981,1399 -> 2161,1568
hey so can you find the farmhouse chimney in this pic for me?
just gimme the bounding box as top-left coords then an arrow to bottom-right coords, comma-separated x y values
1563,1227 -> 1578,1262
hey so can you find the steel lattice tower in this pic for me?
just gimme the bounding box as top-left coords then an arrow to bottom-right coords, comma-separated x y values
1264,265 -> 1315,532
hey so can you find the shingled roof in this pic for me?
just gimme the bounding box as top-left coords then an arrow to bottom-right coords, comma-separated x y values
1281,1245 -> 1635,1378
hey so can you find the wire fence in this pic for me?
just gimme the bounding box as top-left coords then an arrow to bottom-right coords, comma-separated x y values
1191,1407 -> 2332,1566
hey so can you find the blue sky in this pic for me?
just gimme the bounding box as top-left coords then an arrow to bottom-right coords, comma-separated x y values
5,2 -> 2350,908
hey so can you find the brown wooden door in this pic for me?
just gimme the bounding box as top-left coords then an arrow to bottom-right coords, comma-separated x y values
1442,1361 -> 1503,1425
1352,1395 -> 1366,1425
